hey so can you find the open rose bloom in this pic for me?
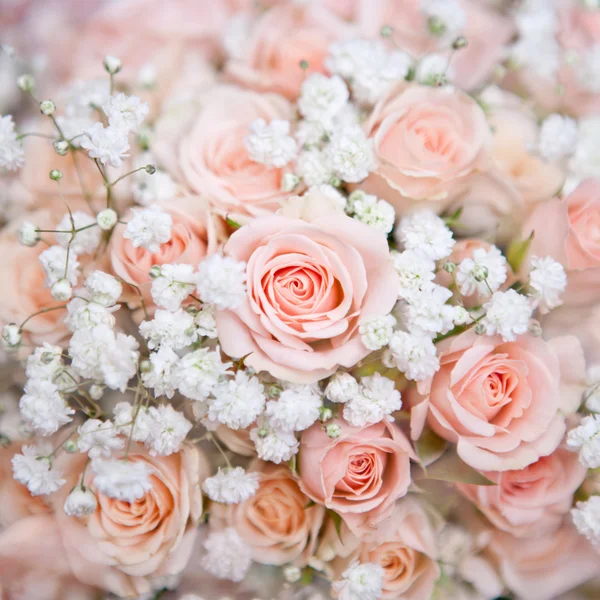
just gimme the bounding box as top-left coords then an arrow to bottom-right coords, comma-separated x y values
3,1 -> 600,599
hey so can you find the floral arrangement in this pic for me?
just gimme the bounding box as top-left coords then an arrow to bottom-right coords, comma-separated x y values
2,1 -> 600,599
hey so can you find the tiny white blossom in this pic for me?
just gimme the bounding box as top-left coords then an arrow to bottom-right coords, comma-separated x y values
250,420 -> 299,464
12,444 -> 65,496
19,378 -> 74,435
296,148 -> 333,186
332,561 -> 385,600
195,254 -> 247,310
201,528 -> 252,582
80,122 -> 130,168
421,0 -> 467,44
25,343 -> 67,384
392,250 -> 436,302
194,305 -> 218,338
405,283 -> 455,335
456,246 -> 508,298
539,114 -> 578,161
151,263 -> 197,312
92,459 -> 153,503
245,119 -> 297,168
145,404 -> 192,456
528,255 -> 567,313
209,371 -> 266,430
174,347 -> 232,402
18,221 -> 40,247
132,166 -> 177,206
325,372 -> 360,404
343,373 -> 402,427
511,36 -> 561,81
0,115 -> 24,171
39,245 -> 80,287
265,385 -> 322,432
567,415 -> 600,469
84,271 -> 122,307
65,297 -> 117,331
77,419 -> 124,460
2,323 -> 21,347
572,497 -> 600,548
359,314 -> 396,351
96,208 -> 118,230
123,205 -> 172,253
113,402 -> 153,443
139,308 -> 197,350
397,211 -> 455,261
481,290 -> 532,342
55,211 -> 101,255
102,93 -> 149,132
326,125 -> 376,183
347,190 -> 395,234
202,467 -> 260,504
576,46 -> 600,94
298,73 -> 349,122
388,331 -> 440,381
51,279 -> 73,301
64,486 -> 97,517
416,53 -> 455,85
142,347 -> 180,399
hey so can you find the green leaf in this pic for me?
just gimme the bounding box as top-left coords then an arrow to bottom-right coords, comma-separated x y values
225,215 -> 242,229
415,428 -> 448,467
304,500 -> 316,509
421,448 -> 496,486
506,232 -> 534,273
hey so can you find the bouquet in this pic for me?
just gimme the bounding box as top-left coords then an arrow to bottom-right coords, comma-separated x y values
2,1 -> 600,599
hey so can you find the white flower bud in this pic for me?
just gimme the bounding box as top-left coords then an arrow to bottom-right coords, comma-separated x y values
96,208 -> 118,231
89,384 -> 104,401
49,169 -> 63,181
51,279 -> 73,301
18,222 -> 40,247
319,406 -> 333,422
63,486 -> 97,517
17,73 -> 35,93
53,140 -> 69,156
149,265 -> 162,278
103,55 -> 122,75
145,163 -> 156,175
474,322 -> 486,335
2,323 -> 21,348
140,359 -> 152,373
443,261 -> 456,274
63,439 -> 78,453
281,172 -> 300,192
283,566 -> 302,583
326,423 -> 342,438
39,99 -> 56,116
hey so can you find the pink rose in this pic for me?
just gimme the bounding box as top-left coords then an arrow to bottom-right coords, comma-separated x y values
154,85 -> 295,220
361,84 -> 491,213
525,180 -> 600,308
215,192 -> 399,382
110,196 -> 220,314
484,523 -> 600,600
298,419 -> 415,535
225,4 -> 351,99
457,448 -> 586,537
411,331 -> 585,471
355,0 -> 513,91
52,443 -> 208,598
211,460 -> 325,566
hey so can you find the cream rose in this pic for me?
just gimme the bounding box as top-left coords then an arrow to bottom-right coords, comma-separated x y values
211,460 -> 325,566
299,419 -> 415,536
214,191 -> 399,383
362,84 -> 491,212
411,331 -> 585,472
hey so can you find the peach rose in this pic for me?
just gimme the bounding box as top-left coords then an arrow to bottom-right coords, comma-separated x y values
457,448 -> 586,537
225,3 -> 351,99
411,331 -> 585,472
215,192 -> 399,382
355,0 -> 513,91
298,419 -> 415,535
153,85 -> 295,220
525,180 -> 600,308
211,460 -> 325,566
52,443 -> 208,599
361,84 -> 491,213
0,211 -> 70,346
110,196 -> 220,314
484,523 -> 600,600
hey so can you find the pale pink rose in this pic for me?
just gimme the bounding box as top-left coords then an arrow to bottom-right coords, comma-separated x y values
110,196 -> 220,314
51,443 -> 208,599
298,419 -> 415,536
211,460 -> 325,566
0,514 -> 97,600
457,448 -> 586,537
411,331 -> 585,472
355,0 -> 513,91
225,4 -> 352,99
214,192 -> 399,382
525,180 -> 600,308
484,523 -> 600,600
0,211 -> 70,346
361,84 -> 491,213
153,85 -> 295,220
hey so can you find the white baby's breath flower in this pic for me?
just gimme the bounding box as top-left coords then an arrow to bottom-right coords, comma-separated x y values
139,308 -> 197,350
194,305 -> 218,338
151,263 -> 197,312
326,125 -> 376,183
481,290 -> 532,342
0,115 -> 24,171
174,347 -> 232,402
195,254 -> 247,310
539,114 -> 578,161
456,246 -> 508,298
359,314 -> 396,351
567,415 -> 600,469
77,419 -> 124,460
145,404 -> 192,456
65,297 -> 117,331
343,373 -> 402,427
142,347 -> 180,399
18,221 -> 40,247
347,190 -> 395,234
202,467 -> 260,504
84,271 -> 122,307
19,378 -> 74,436
245,119 -> 297,168
325,372 -> 360,404
296,148 -> 333,186
92,459 -> 153,503
80,122 -> 130,168
404,283 -> 455,336
55,211 -> 101,255
123,205 -> 172,253
416,53 -> 455,85
298,73 -> 349,122
102,93 -> 149,132
264,385 -> 322,432
388,331 -> 440,381
393,250 -> 436,302
572,497 -> 600,548
528,255 -> 567,313
113,402 -> 152,443
250,420 -> 299,464
332,561 -> 385,600
25,343 -> 76,390
64,486 -> 97,517
12,444 -> 65,496
576,46 -> 600,94
397,210 -> 455,261
421,0 -> 467,44
39,245 -> 80,287
201,528 -> 252,582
